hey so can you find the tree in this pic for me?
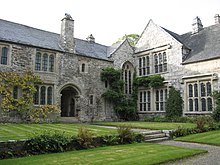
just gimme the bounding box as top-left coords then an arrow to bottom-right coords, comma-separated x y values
165,87 -> 183,119
212,91 -> 220,122
113,34 -> 140,46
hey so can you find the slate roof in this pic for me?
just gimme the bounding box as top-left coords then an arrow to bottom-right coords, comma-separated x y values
0,19 -> 111,61
163,24 -> 220,64
180,24 -> 220,64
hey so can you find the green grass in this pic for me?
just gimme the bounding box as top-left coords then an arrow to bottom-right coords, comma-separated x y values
94,121 -> 196,130
0,124 -> 116,141
0,143 -> 206,165
176,130 -> 220,146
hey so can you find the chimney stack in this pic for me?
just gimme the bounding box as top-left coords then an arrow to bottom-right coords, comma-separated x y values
214,14 -> 220,24
60,13 -> 75,53
192,16 -> 203,34
86,34 -> 95,43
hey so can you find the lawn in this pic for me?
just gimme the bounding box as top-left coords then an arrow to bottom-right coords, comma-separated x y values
176,130 -> 220,146
94,121 -> 196,130
0,143 -> 206,165
0,124 -> 117,141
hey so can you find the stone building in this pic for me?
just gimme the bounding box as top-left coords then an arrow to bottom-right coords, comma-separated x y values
0,14 -> 220,122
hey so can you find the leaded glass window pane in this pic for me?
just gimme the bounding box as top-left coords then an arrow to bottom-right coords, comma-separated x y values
1,47 -> 8,65
42,53 -> 48,71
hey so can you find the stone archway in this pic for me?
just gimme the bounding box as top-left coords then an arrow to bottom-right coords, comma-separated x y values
60,86 -> 80,117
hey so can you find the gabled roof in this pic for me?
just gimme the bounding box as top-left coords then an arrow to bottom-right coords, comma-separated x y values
180,24 -> 220,64
0,19 -> 111,61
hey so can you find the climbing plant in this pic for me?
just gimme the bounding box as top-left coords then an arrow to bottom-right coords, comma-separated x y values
133,75 -> 165,88
101,67 -> 137,120
0,71 -> 60,122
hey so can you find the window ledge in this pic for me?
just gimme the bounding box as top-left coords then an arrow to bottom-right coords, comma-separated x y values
138,111 -> 165,114
184,111 -> 212,115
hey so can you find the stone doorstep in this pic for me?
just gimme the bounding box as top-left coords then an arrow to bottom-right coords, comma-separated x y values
144,133 -> 167,140
144,137 -> 169,143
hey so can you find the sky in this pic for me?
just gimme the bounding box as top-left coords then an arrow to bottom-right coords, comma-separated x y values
0,0 -> 220,46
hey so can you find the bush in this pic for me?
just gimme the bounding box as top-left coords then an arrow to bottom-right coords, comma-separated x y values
170,127 -> 200,138
101,135 -> 119,146
25,131 -> 71,154
76,127 -> 95,149
212,91 -> 220,122
117,125 -> 134,144
165,87 -> 183,119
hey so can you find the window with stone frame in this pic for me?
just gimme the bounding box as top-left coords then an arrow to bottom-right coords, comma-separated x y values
187,80 -> 213,112
138,88 -> 168,112
35,50 -> 55,72
79,61 -> 88,73
34,85 -> 53,105
13,86 -> 19,99
155,88 -> 168,111
138,55 -> 150,76
139,90 -> 151,112
122,61 -> 134,94
154,51 -> 167,73
0,45 -> 9,65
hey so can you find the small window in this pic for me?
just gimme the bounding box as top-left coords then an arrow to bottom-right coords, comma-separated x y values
40,86 -> 46,105
89,95 -> 94,105
34,86 -> 39,104
47,87 -> 53,105
35,52 -> 41,71
13,86 -> 18,99
42,53 -> 48,71
81,63 -> 85,72
49,55 -> 54,72
1,47 -> 8,65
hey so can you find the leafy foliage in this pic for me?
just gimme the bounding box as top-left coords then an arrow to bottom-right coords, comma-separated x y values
26,131 -> 71,154
134,75 -> 165,88
0,71 -> 60,122
117,125 -> 135,144
29,105 -> 61,123
114,34 -> 140,46
212,91 -> 220,122
0,71 -> 42,119
165,87 -> 183,119
101,68 -> 138,120
77,127 -> 95,149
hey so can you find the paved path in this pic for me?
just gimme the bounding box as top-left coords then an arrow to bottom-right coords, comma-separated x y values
158,140 -> 220,165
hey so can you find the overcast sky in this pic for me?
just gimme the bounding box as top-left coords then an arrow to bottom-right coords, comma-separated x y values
0,0 -> 219,45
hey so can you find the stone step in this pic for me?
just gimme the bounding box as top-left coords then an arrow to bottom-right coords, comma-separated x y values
141,130 -> 163,135
60,117 -> 79,123
144,133 -> 167,140
144,136 -> 169,143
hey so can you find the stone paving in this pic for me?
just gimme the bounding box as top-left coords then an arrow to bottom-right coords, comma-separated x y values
158,140 -> 220,165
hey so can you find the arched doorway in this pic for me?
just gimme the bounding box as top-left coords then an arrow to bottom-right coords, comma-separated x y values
60,86 -> 80,117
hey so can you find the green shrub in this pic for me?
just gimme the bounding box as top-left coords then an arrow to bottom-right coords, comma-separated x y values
101,135 -> 119,146
212,91 -> 220,122
170,127 -> 200,139
25,131 -> 71,154
77,127 -> 95,149
195,116 -> 207,132
117,125 -> 134,144
165,87 -> 183,119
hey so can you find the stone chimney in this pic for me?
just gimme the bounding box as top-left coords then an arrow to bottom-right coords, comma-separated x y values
192,16 -> 203,34
86,34 -> 95,43
214,14 -> 220,24
60,13 -> 75,53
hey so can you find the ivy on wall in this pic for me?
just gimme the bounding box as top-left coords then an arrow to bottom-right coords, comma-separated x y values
133,75 -> 165,88
0,71 -> 60,123
101,67 -> 137,120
